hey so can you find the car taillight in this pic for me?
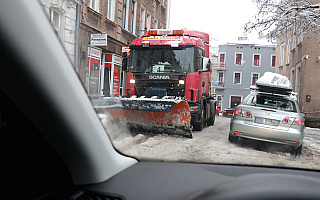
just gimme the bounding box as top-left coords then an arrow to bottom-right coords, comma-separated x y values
294,119 -> 303,125
245,111 -> 251,117
234,109 -> 252,118
283,117 -> 303,126
284,118 -> 290,123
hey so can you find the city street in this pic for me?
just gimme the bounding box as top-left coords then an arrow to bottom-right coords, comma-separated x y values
112,115 -> 320,170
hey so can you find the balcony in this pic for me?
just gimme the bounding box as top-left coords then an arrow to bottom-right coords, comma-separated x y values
212,81 -> 225,89
212,62 -> 226,71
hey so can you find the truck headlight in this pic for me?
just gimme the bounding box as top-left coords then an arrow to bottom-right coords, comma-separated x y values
129,79 -> 135,84
189,106 -> 198,112
179,80 -> 185,85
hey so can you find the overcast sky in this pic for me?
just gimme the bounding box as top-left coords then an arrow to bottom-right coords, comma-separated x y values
169,0 -> 260,46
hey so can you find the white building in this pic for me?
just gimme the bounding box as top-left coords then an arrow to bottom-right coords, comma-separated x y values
39,0 -> 80,65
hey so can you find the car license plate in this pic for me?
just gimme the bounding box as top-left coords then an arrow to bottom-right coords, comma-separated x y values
255,117 -> 279,126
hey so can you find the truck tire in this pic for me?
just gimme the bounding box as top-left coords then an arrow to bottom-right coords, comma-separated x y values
207,103 -> 216,126
194,120 -> 203,131
193,104 -> 205,131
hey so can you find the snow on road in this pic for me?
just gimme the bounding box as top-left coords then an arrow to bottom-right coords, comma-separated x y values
110,116 -> 320,170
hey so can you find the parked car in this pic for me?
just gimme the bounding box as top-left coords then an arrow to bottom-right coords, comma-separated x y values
228,73 -> 305,155
222,108 -> 235,117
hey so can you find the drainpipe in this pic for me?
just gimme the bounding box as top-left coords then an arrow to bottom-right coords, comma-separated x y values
82,0 -> 85,20
74,2 -> 81,73
166,0 -> 171,29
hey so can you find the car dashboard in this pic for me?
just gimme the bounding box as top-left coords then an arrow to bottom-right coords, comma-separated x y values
68,162 -> 320,200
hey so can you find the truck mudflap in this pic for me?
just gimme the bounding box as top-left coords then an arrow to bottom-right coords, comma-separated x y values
111,97 -> 192,138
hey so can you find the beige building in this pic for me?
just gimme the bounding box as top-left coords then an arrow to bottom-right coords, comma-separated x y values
78,0 -> 168,96
275,24 -> 320,127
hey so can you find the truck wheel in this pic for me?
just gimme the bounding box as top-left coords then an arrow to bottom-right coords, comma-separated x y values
207,105 -> 216,126
193,106 -> 204,131
194,121 -> 203,131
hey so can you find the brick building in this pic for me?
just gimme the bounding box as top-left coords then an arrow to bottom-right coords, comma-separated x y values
78,0 -> 168,96
275,16 -> 320,125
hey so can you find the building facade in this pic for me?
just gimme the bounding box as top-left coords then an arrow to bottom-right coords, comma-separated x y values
39,0 -> 81,65
77,0 -> 168,96
275,29 -> 320,124
213,43 -> 276,112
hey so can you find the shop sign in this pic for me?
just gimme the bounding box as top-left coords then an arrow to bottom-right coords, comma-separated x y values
91,34 -> 107,46
88,47 -> 101,59
114,55 -> 122,65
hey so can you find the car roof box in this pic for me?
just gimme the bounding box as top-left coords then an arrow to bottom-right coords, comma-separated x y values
255,72 -> 293,95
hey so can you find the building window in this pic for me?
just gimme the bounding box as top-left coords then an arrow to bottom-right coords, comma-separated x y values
107,0 -> 115,21
154,19 -> 158,29
122,0 -> 129,30
271,55 -> 276,67
251,73 -> 259,85
146,12 -> 151,31
286,42 -> 290,65
297,32 -> 304,45
233,72 -> 242,84
51,9 -> 60,28
130,0 -> 137,34
50,8 -> 63,39
89,0 -> 99,12
235,53 -> 242,65
139,7 -> 146,37
217,95 -> 222,112
219,53 -> 225,62
280,44 -> 285,67
219,53 -> 225,67
290,68 -> 295,89
230,96 -> 242,108
218,72 -> 224,82
253,54 -> 261,66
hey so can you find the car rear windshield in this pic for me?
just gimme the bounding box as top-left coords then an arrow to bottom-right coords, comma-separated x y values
243,93 -> 297,112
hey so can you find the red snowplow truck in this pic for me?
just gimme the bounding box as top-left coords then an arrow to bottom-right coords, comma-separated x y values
120,29 -> 216,138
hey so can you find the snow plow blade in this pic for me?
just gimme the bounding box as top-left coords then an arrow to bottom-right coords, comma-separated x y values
111,97 -> 192,138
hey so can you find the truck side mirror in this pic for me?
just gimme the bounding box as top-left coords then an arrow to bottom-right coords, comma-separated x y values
202,57 -> 211,72
206,59 -> 211,71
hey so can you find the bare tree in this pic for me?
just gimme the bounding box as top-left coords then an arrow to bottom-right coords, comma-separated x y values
244,0 -> 320,42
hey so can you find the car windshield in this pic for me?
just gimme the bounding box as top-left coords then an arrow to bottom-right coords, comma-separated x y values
129,47 -> 197,73
39,0 -> 320,171
244,93 -> 297,112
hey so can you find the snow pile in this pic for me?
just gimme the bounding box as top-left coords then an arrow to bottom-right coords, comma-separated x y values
256,72 -> 292,90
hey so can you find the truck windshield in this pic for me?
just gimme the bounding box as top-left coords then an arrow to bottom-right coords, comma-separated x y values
129,47 -> 196,73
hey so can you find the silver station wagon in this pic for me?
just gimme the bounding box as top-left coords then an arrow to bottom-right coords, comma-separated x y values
228,73 -> 305,155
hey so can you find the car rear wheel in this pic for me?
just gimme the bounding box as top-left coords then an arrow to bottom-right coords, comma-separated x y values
291,145 -> 302,155
228,133 -> 239,143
